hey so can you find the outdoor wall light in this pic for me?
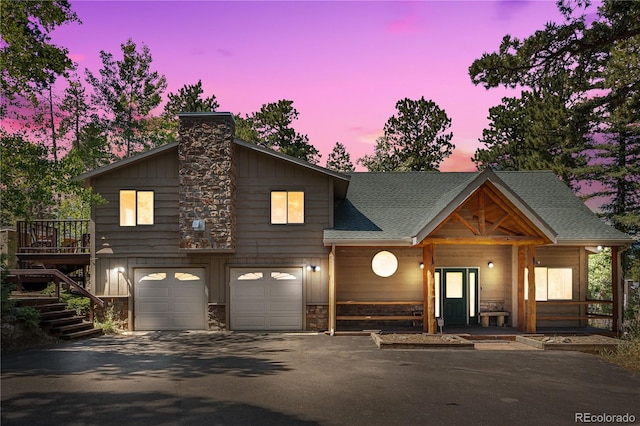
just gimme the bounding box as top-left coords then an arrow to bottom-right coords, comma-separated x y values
420,263 -> 424,269
116,266 -> 125,273
487,261 -> 494,269
372,250 -> 398,278
307,265 -> 320,272
192,219 -> 205,231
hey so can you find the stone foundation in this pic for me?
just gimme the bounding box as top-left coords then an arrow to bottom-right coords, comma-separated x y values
208,304 -> 226,330
306,305 -> 328,331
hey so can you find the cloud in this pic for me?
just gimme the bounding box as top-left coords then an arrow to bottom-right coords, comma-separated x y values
68,53 -> 86,63
385,3 -> 424,34
494,0 -> 532,21
357,129 -> 384,146
439,147 -> 476,172
216,48 -> 232,57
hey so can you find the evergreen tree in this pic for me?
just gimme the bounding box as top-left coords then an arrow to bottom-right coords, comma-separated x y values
326,142 -> 355,173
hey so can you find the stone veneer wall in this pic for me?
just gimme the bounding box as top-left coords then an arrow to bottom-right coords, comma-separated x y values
178,113 -> 236,250
306,305 -> 328,331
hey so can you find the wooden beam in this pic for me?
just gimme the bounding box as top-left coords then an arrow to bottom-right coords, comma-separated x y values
485,212 -> 510,235
517,246 -> 525,332
423,244 -> 437,334
611,246 -> 620,334
526,245 -> 536,333
478,188 -> 486,234
422,236 -> 546,246
453,212 -> 479,235
329,247 -> 336,334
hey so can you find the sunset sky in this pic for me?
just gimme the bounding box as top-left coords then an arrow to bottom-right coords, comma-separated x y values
50,0 -> 567,171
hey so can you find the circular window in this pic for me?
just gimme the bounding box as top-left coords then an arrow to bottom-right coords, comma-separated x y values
371,251 -> 398,278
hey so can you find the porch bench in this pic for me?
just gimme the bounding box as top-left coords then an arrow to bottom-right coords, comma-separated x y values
336,301 -> 423,323
479,311 -> 510,327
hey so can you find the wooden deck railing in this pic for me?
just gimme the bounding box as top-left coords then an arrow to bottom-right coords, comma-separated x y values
537,300 -> 614,323
17,220 -> 90,254
8,269 -> 104,322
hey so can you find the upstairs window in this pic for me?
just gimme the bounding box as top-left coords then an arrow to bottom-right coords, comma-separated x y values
271,191 -> 304,224
120,190 -> 154,226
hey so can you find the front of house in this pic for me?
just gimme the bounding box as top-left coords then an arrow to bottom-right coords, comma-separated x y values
80,112 -> 633,334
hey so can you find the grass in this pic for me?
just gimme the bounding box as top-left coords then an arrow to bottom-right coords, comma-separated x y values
599,319 -> 640,373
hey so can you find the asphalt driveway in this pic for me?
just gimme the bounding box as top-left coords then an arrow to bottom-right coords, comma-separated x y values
2,332 -> 639,426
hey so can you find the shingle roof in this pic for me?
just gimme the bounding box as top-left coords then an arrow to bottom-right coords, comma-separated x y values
325,170 -> 633,246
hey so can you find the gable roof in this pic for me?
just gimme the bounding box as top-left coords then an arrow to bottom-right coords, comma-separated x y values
78,139 -> 351,197
324,170 -> 633,247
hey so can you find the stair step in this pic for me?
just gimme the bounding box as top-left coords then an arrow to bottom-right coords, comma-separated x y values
60,328 -> 103,340
53,321 -> 94,334
42,316 -> 84,327
39,309 -> 77,320
33,303 -> 68,313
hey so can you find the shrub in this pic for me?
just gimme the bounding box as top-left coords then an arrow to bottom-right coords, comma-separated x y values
94,306 -> 119,334
600,319 -> 640,373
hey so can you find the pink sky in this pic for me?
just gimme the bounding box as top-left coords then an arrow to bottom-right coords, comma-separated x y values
51,0 -> 566,171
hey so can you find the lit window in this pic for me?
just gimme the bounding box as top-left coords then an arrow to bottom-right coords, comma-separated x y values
120,190 -> 154,226
525,267 -> 572,300
271,191 -> 304,224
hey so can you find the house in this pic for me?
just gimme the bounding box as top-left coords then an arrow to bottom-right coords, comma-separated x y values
79,112 -> 633,334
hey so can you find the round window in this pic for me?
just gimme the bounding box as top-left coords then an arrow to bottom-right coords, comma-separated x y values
371,251 -> 398,278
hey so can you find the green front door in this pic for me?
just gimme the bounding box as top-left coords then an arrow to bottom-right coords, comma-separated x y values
442,269 -> 467,325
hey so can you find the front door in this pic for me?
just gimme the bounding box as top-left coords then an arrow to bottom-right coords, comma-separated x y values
442,269 -> 467,325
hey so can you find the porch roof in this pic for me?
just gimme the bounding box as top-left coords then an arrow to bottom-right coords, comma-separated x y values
324,170 -> 633,247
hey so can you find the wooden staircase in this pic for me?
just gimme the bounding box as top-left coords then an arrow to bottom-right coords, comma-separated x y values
15,297 -> 103,340
8,268 -> 106,341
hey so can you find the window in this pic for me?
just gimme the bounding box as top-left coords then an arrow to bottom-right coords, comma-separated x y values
271,191 -> 304,224
525,267 -> 573,300
120,190 -> 154,226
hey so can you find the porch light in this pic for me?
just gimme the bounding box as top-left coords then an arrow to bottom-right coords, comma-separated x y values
372,251 -> 398,278
116,266 -> 125,273
306,265 -> 320,272
487,261 -> 494,269
420,263 -> 424,269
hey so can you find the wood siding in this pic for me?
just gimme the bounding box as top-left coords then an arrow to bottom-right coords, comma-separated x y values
90,144 -> 333,305
335,248 -> 423,301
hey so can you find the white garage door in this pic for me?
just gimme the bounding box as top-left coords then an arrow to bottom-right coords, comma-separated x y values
134,268 -> 207,331
230,267 -> 303,331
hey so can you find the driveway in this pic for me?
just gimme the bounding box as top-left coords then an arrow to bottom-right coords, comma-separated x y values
2,332 -> 639,426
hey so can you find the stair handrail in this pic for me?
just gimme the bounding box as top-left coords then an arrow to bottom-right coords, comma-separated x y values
8,269 -> 105,321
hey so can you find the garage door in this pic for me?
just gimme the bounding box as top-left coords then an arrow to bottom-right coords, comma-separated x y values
230,267 -> 303,331
134,268 -> 207,331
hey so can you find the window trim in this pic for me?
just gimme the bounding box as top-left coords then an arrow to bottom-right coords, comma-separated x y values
270,190 -> 305,225
119,189 -> 155,227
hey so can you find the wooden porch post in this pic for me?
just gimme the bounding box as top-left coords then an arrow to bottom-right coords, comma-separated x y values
611,246 -> 620,334
517,246 -> 526,332
423,244 -> 437,334
526,245 -> 536,333
328,247 -> 336,335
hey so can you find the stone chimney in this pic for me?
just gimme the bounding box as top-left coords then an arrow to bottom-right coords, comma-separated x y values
178,113 -> 236,251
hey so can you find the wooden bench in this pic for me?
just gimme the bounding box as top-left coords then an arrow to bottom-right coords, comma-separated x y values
479,311 -> 510,327
336,301 -> 423,322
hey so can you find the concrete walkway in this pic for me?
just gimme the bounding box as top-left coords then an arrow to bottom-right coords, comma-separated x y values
2,332 -> 639,426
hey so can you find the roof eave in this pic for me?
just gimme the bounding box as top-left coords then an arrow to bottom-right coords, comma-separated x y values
553,238 -> 635,247
78,142 -> 179,181
323,237 -> 414,247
